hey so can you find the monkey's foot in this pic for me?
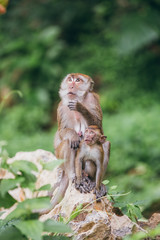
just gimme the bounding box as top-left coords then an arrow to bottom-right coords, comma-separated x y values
93,184 -> 107,202
75,174 -> 96,194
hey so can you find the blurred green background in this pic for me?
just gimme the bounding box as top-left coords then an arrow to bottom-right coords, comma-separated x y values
0,0 -> 160,218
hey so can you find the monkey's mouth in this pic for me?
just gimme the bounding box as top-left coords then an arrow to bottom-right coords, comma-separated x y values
68,92 -> 76,95
84,139 -> 92,144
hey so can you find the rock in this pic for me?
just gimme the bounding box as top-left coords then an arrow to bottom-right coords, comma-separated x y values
138,212 -> 160,230
148,213 -> 160,229
0,150 -> 60,209
0,150 -> 144,239
40,180 -> 143,240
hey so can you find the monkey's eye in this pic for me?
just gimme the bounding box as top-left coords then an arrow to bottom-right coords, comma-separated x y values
75,78 -> 80,82
68,78 -> 72,82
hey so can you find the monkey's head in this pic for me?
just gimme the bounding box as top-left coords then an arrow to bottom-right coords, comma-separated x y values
59,73 -> 94,104
84,125 -> 106,146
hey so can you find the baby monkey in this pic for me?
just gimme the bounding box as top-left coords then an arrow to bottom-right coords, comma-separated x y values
75,125 -> 107,200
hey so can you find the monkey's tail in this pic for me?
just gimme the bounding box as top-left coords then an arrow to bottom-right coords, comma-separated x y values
39,173 -> 69,215
50,173 -> 69,209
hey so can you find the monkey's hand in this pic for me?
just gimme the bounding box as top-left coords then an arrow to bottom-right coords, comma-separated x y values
75,175 -> 96,194
68,101 -> 85,113
93,184 -> 107,202
70,133 -> 81,149
68,101 -> 78,111
75,179 -> 81,191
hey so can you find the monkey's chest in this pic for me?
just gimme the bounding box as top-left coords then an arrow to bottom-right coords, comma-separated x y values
82,146 -> 100,163
74,112 -> 81,121
70,111 -> 87,136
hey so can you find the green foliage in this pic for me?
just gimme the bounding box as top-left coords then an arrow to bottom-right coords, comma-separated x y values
0,147 -> 71,240
0,221 -> 27,240
103,180 -> 143,222
124,224 -> 160,240
0,90 -> 22,113
67,203 -> 83,222
37,184 -> 51,191
0,178 -> 24,197
103,104 -> 160,215
42,159 -> 64,171
0,0 -> 160,221
43,219 -> 72,234
14,220 -> 43,240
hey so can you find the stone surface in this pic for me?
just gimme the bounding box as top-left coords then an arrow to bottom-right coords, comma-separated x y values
0,150 -> 144,239
148,213 -> 160,228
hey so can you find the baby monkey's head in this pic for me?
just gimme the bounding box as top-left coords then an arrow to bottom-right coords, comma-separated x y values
84,125 -> 106,146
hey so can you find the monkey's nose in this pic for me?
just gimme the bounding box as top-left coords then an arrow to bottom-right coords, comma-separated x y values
69,83 -> 74,89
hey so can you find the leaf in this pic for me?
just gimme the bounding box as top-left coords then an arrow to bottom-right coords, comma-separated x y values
0,224 -> 27,240
115,15 -> 159,55
149,225 -> 160,238
39,26 -> 60,44
121,206 -> 128,215
43,219 -> 72,234
21,172 -> 36,188
0,211 -> 5,217
110,185 -> 117,190
0,192 -> 16,208
127,204 -> 138,222
132,200 -> 146,206
0,140 -> 7,148
10,160 -> 38,174
6,197 -> 50,221
37,184 -> 51,191
5,207 -> 30,222
114,201 -> 128,208
3,90 -> 23,101
0,0 -> 9,8
0,177 -> 24,197
43,236 -> 70,240
0,149 -> 9,169
14,220 -> 43,240
132,205 -> 143,220
0,90 -> 22,113
43,159 -> 64,171
68,203 -> 83,222
59,214 -> 65,223
102,179 -> 110,185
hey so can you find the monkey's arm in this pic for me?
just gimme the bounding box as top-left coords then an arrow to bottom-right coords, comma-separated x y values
75,150 -> 83,186
68,101 -> 102,128
102,141 -> 111,177
56,102 -> 81,149
39,172 -> 69,215
58,128 -> 80,149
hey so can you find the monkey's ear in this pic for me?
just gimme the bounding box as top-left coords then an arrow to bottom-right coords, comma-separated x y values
89,79 -> 94,91
100,135 -> 107,144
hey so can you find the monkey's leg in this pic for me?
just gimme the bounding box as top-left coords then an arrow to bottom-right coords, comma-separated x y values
57,139 -> 76,181
78,161 -> 96,193
102,141 -> 111,178
39,173 -> 69,215
100,183 -> 107,196
69,148 -> 76,180
93,183 -> 107,201
75,156 -> 83,191
79,174 -> 96,193
93,164 -> 107,201
48,181 -> 60,197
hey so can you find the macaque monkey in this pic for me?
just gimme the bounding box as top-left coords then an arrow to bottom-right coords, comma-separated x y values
54,73 -> 103,179
39,73 -> 110,214
75,125 -> 108,199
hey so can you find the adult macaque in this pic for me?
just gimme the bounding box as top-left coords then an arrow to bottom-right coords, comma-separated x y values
75,125 -> 107,199
39,73 -> 110,214
54,73 -> 103,179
